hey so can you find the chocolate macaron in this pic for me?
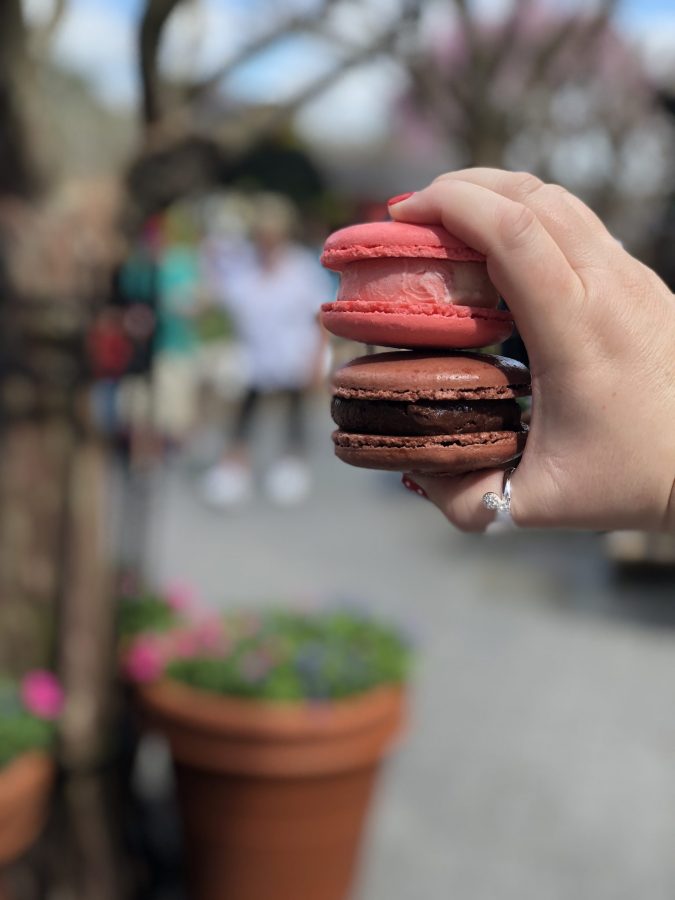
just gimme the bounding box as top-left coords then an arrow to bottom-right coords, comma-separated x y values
331,351 -> 530,475
321,220 -> 513,349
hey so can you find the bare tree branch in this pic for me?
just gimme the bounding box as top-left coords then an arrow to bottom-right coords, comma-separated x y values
452,0 -> 480,63
524,0 -> 618,91
139,0 -> 186,126
149,0 -> 424,152
221,0 -> 424,151
426,0 -> 499,119
399,0 -> 619,168
405,55 -> 465,131
484,0 -> 533,84
0,0 -> 40,196
30,0 -> 68,56
184,0 -> 343,104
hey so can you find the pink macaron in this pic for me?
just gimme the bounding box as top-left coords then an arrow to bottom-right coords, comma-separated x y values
320,220 -> 513,349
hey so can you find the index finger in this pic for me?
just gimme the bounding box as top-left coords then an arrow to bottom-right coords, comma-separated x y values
434,168 -> 617,271
390,179 -> 585,368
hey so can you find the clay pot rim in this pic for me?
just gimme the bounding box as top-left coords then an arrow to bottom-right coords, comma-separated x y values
0,752 -> 54,808
138,679 -> 406,742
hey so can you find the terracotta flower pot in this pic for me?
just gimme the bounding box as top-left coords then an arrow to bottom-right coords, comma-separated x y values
0,753 -> 54,894
138,680 -> 406,900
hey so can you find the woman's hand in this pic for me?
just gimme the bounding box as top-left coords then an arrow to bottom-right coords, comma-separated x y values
390,169 -> 675,532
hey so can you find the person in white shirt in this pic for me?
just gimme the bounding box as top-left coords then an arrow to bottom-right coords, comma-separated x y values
202,194 -> 331,507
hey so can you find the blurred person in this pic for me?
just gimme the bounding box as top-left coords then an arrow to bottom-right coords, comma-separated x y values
201,193 -> 331,507
87,306 -> 134,379
389,169 -> 675,534
152,208 -> 201,447
107,225 -> 161,465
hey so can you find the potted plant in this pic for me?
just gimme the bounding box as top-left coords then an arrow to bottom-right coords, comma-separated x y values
0,672 -> 62,893
120,589 -> 412,900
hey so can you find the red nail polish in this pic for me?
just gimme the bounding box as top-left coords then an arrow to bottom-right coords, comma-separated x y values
387,192 -> 414,206
402,474 -> 428,499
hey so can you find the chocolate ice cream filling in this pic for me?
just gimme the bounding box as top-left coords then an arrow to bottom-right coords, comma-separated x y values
331,397 -> 522,437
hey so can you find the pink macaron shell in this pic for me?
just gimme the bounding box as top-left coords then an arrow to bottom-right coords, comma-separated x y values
321,221 -> 484,270
320,301 -> 513,349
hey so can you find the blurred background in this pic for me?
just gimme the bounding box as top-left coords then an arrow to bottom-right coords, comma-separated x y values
1,0 -> 675,898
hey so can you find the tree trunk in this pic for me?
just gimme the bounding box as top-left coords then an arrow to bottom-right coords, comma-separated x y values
0,0 -> 41,197
59,433 -> 115,769
139,0 -> 183,127
0,414 -> 74,673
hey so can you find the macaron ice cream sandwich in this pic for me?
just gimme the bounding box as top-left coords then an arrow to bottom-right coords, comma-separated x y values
320,220 -> 514,349
331,351 -> 530,475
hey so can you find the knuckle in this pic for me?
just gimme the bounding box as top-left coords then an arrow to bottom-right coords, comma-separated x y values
495,201 -> 538,250
512,174 -> 577,209
541,181 -> 569,198
511,171 -> 545,198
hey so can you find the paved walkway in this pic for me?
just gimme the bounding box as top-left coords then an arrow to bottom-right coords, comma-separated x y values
146,399 -> 675,900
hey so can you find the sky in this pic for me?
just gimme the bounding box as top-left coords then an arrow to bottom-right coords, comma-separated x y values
23,0 -> 675,145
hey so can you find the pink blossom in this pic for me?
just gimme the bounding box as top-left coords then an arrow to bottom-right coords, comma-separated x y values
170,628 -> 200,659
21,671 -> 64,720
194,617 -> 229,654
164,580 -> 202,614
123,635 -> 166,683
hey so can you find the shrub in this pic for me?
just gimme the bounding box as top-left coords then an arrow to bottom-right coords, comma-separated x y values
0,673 -> 62,769
120,593 -> 413,702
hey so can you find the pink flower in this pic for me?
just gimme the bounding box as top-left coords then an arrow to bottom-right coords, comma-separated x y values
164,580 -> 202,614
21,671 -> 64,720
170,628 -> 200,659
194,617 -> 229,654
123,635 -> 166,683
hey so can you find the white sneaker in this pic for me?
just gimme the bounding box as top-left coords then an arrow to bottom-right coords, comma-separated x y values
201,462 -> 252,509
264,458 -> 311,506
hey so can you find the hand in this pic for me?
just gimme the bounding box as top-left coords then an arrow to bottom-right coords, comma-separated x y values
390,169 -> 675,532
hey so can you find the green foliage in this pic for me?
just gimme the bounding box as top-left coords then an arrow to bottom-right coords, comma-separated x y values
0,681 -> 55,769
0,715 -> 54,768
118,594 -> 178,639
167,608 -> 412,702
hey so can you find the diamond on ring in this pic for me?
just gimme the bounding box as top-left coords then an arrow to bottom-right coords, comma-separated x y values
482,491 -> 508,512
482,468 -> 516,515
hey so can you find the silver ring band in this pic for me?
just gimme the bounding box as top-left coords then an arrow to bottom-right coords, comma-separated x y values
482,468 -> 516,516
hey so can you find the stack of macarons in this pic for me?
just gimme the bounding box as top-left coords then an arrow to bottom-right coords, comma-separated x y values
320,217 -> 531,476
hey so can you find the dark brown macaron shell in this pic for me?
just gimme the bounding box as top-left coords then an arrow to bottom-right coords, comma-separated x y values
331,351 -> 530,475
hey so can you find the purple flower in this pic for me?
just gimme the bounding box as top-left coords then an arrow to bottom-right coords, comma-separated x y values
20,671 -> 64,720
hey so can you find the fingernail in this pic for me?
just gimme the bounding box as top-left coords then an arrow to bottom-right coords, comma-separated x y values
402,474 -> 428,499
387,192 -> 414,206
